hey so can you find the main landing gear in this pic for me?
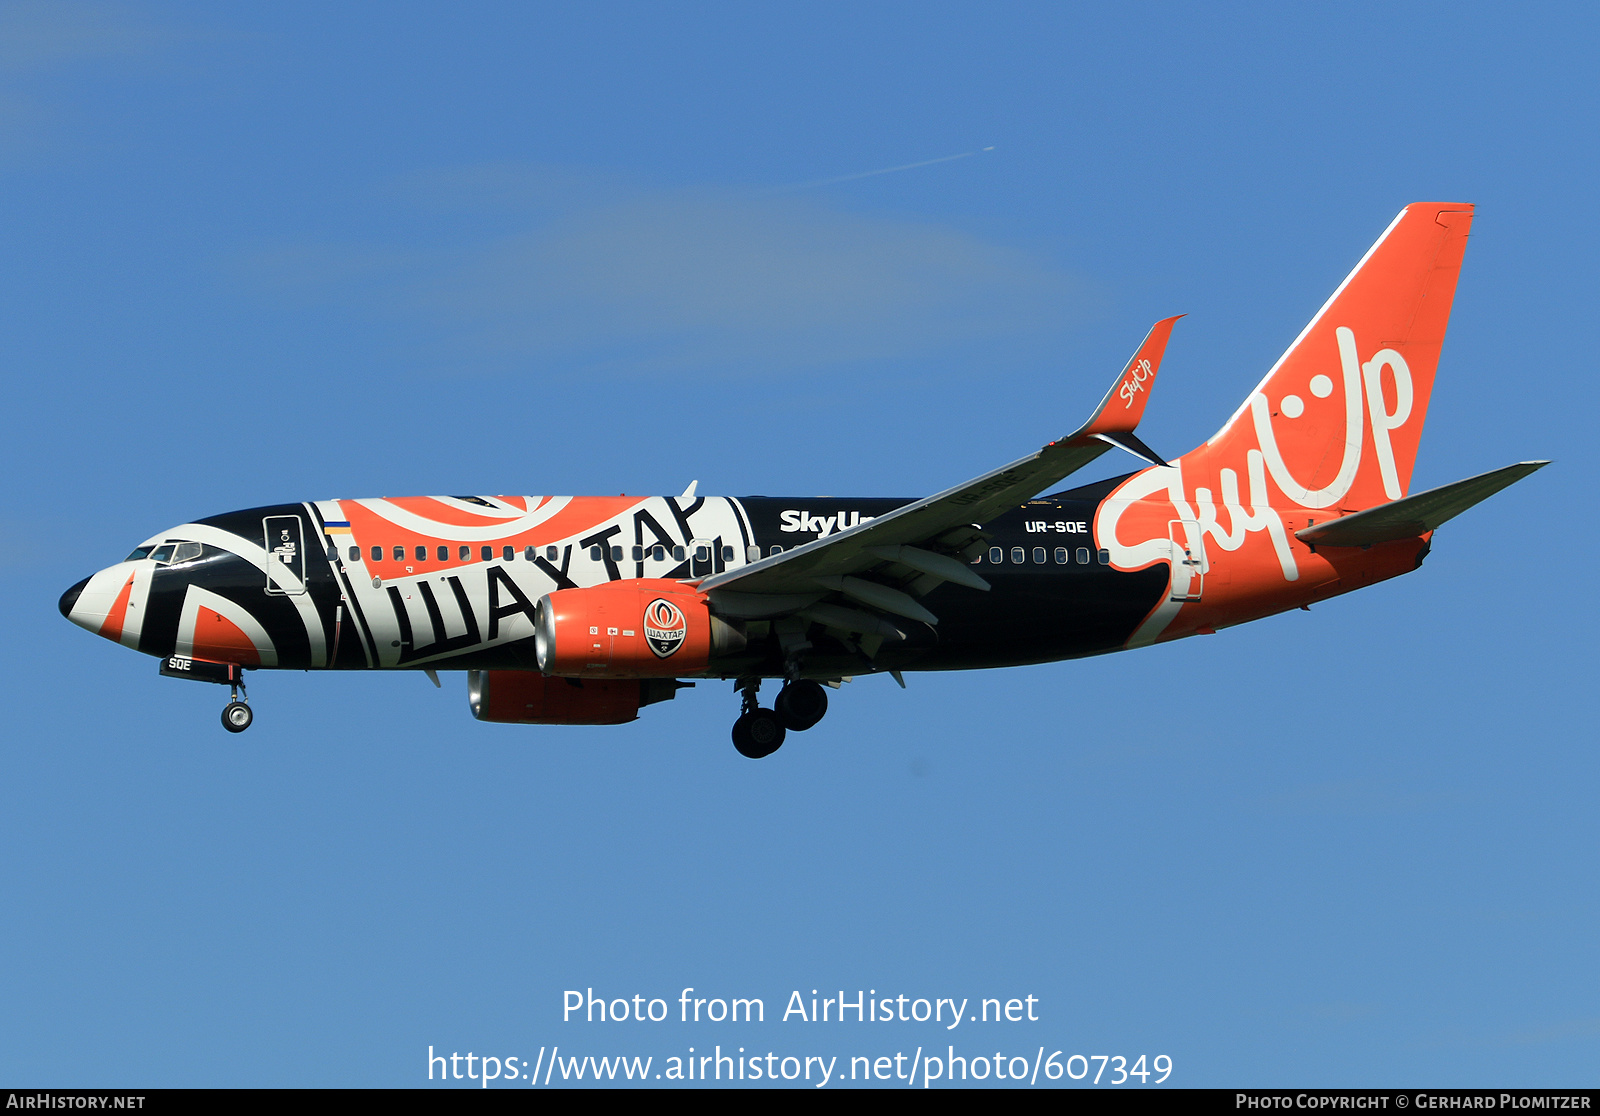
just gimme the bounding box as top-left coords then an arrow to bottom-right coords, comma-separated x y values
730,679 -> 830,759
775,679 -> 828,731
731,706 -> 784,760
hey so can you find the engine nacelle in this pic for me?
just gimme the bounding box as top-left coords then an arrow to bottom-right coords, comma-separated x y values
468,670 -> 643,724
534,578 -> 744,678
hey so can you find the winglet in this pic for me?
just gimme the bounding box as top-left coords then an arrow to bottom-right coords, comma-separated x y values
1071,315 -> 1183,440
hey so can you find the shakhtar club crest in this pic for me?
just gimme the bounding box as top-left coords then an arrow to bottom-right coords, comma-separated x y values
643,598 -> 687,658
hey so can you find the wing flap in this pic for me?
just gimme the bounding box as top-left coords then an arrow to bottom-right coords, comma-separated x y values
814,575 -> 939,625
865,545 -> 991,590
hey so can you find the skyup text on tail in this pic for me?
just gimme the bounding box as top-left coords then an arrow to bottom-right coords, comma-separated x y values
61,204 -> 1546,758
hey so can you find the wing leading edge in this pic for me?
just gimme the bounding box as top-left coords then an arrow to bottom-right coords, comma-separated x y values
700,317 -> 1183,625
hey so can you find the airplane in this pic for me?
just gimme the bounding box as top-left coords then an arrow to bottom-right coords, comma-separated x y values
59,202 -> 1546,758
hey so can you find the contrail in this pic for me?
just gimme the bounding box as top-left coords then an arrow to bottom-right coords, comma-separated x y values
770,146 -> 995,192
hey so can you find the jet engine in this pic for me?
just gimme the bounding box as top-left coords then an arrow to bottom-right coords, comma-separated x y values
468,670 -> 689,724
534,578 -> 744,678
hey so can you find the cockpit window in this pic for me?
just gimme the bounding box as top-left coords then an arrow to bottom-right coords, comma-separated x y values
148,544 -> 176,564
171,542 -> 202,564
124,546 -> 155,562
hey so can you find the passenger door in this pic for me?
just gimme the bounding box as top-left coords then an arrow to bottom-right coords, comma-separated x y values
1167,519 -> 1203,603
263,515 -> 307,595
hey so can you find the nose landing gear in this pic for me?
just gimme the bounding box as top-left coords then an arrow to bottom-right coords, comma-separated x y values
159,656 -> 255,734
221,674 -> 252,734
222,700 -> 253,733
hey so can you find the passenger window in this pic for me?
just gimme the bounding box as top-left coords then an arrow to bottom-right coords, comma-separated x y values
1055,547 -> 1068,564
371,546 -> 383,562
348,546 -> 359,562
459,546 -> 470,561
694,545 -> 710,562
1098,548 -> 1111,565
173,542 -> 202,563
416,545 -> 428,561
1077,547 -> 1090,564
501,546 -> 512,561
438,546 -> 449,561
673,546 -> 685,562
747,546 -> 761,563
326,544 -> 339,562
721,546 -> 734,562
1032,547 -> 1046,564
632,546 -> 644,561
149,544 -> 176,564
610,545 -> 623,562
546,546 -> 558,561
524,546 -> 536,562
481,546 -> 493,561
769,545 -> 783,557
590,546 -> 603,561
652,545 -> 666,561
989,547 -> 1003,564
393,545 -> 405,561
1010,547 -> 1024,564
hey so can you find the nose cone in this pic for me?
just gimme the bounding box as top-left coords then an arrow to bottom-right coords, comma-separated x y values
59,576 -> 90,619
60,564 -> 142,644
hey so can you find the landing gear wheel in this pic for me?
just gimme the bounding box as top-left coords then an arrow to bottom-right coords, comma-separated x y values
222,702 -> 253,733
732,709 -> 786,759
775,680 -> 828,731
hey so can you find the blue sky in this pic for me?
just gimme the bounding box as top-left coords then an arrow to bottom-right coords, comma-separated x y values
2,1 -> 1595,1088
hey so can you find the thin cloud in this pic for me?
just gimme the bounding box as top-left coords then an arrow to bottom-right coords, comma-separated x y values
1253,779 -> 1467,817
1502,1018 -> 1600,1047
0,1 -> 163,74
0,1 -> 182,158
232,169 -> 1101,378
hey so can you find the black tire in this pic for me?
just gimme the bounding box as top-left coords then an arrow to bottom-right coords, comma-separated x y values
731,709 -> 786,759
222,702 -> 253,733
775,680 -> 828,731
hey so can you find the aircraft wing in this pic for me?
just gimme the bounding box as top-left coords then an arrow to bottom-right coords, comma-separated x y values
698,317 -> 1181,625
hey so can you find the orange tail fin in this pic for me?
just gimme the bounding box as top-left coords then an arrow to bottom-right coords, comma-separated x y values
1194,203 -> 1473,511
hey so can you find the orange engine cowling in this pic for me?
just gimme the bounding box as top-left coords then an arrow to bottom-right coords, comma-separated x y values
468,670 -> 642,725
534,578 -> 744,678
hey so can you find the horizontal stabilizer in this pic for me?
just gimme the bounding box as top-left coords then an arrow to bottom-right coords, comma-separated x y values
1295,461 -> 1548,547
